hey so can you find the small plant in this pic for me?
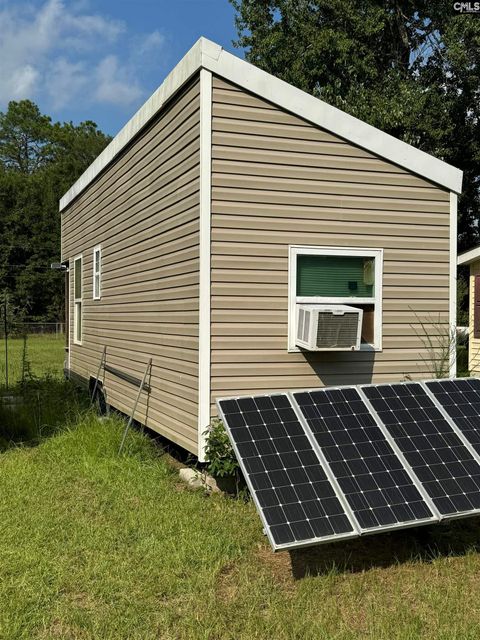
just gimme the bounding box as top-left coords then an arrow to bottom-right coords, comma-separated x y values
203,419 -> 248,498
412,313 -> 456,379
203,418 -> 239,478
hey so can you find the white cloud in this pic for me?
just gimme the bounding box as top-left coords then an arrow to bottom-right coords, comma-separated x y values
136,30 -> 166,58
47,58 -> 88,110
0,0 -> 166,114
94,55 -> 143,106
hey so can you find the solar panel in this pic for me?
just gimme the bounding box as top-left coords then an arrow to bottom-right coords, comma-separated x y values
292,387 -> 436,532
217,394 -> 357,550
362,382 -> 480,518
425,378 -> 480,457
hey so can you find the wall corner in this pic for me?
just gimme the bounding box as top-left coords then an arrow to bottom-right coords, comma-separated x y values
198,68 -> 213,461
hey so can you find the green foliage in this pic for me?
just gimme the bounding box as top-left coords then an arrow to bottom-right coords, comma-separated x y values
203,418 -> 240,478
0,100 -> 111,323
231,0 -> 480,251
0,377 -> 88,450
0,100 -> 53,173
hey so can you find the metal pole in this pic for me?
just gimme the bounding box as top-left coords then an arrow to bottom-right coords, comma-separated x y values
4,294 -> 8,390
118,358 -> 152,454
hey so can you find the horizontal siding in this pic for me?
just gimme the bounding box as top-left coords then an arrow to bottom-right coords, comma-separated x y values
470,263 -> 480,374
210,76 -> 451,409
62,77 -> 201,454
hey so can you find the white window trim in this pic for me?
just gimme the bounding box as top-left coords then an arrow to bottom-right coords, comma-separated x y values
288,245 -> 383,352
93,245 -> 102,300
73,253 -> 83,345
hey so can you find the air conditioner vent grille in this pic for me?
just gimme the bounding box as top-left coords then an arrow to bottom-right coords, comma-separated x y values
316,312 -> 360,349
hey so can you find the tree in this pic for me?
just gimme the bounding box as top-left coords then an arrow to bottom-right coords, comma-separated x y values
230,0 -> 480,250
0,102 -> 111,323
0,100 -> 53,173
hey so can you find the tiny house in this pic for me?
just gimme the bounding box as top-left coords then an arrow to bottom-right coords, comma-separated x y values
60,38 -> 462,460
458,246 -> 480,374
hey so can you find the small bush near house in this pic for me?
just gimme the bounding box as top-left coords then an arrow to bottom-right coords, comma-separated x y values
203,418 -> 240,479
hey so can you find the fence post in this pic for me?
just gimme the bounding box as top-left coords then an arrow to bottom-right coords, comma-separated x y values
3,294 -> 8,390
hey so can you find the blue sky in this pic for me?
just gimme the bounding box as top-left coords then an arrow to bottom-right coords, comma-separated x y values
0,0 -> 240,135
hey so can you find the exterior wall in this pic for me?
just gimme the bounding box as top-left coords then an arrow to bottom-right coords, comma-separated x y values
62,77 -> 200,454
210,76 -> 451,413
469,263 -> 480,374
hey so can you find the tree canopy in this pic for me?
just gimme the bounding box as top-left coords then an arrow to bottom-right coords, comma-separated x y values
0,100 -> 111,323
230,0 -> 480,250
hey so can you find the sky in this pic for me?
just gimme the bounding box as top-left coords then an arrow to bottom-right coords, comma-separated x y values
0,0 -> 240,135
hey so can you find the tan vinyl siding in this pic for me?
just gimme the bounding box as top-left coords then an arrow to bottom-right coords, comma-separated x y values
210,76 -> 451,411
469,262 -> 480,375
62,77 -> 200,454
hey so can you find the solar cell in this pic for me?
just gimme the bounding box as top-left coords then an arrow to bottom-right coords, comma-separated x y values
362,383 -> 480,517
217,394 -> 356,550
292,387 -> 435,531
425,378 -> 480,457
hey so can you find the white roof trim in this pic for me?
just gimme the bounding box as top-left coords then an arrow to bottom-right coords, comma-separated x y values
458,246 -> 480,266
60,37 -> 463,211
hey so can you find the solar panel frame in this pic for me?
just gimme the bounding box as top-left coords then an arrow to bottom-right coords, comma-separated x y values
216,392 -> 360,552
360,380 -> 480,522
290,386 -> 440,534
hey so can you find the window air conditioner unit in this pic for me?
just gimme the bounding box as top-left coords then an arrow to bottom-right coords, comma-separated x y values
295,304 -> 363,351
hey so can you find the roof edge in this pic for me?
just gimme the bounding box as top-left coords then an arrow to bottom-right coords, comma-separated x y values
458,246 -> 480,266
205,45 -> 462,194
60,37 -> 463,212
59,38 -> 214,211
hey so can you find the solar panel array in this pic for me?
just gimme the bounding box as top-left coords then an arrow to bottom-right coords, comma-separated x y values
217,378 -> 480,551
293,388 -> 434,531
426,378 -> 480,456
362,383 -> 480,517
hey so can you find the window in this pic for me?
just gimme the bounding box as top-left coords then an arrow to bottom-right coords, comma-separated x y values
93,245 -> 101,299
74,255 -> 82,344
288,246 -> 383,351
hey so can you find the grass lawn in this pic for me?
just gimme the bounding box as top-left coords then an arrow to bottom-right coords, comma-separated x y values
2,416 -> 480,639
0,334 -> 65,385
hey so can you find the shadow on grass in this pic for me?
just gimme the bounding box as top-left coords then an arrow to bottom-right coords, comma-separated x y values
288,517 -> 480,578
0,376 -> 89,451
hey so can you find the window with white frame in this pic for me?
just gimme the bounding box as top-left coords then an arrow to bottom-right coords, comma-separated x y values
73,255 -> 83,344
93,245 -> 101,299
288,246 -> 383,351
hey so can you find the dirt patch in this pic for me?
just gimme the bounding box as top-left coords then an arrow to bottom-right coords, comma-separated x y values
216,562 -> 240,603
254,543 -> 296,590
65,591 -> 98,612
39,619 -> 88,639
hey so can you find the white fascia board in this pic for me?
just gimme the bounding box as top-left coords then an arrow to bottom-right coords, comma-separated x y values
458,245 -> 480,266
202,45 -> 463,194
59,38 -> 211,211
60,37 -> 462,212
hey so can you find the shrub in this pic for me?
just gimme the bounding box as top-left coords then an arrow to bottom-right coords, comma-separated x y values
203,418 -> 239,478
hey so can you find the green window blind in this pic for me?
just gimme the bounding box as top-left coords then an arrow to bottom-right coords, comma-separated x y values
74,257 -> 82,299
296,255 -> 375,297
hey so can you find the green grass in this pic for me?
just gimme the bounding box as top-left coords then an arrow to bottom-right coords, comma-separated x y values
2,416 -> 480,639
0,334 -> 65,385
